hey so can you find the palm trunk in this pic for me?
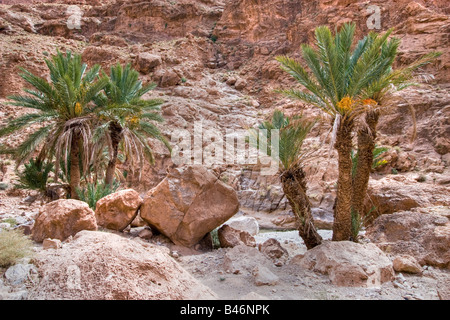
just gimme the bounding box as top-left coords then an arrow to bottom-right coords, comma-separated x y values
105,122 -> 123,186
332,117 -> 354,241
352,111 -> 379,219
280,163 -> 322,249
69,130 -> 81,199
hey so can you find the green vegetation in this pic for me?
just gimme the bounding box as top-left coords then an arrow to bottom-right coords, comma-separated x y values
276,22 -> 440,242
252,110 -> 322,249
15,159 -> 53,192
94,63 -> 170,186
0,52 -> 170,206
76,180 -> 120,210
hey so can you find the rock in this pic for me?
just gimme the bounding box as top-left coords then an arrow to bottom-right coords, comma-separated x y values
298,241 -> 395,287
140,165 -> 239,247
225,216 -> 259,236
138,228 -> 153,240
82,46 -> 120,68
223,244 -> 274,276
217,224 -> 256,248
28,230 -> 217,300
42,238 -> 62,250
366,207 -> 450,268
134,52 -> 162,74
154,69 -> 181,87
252,266 -> 279,286
437,277 -> 450,300
365,176 -> 450,216
225,76 -> 237,86
234,78 -> 247,90
393,255 -> 423,274
4,263 -> 38,286
95,189 -> 142,231
32,200 -> 97,243
16,223 -> 33,236
258,238 -> 289,266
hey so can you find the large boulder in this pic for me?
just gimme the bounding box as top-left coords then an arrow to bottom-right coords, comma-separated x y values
29,231 -> 217,300
95,189 -> 143,231
140,166 -> 239,247
32,200 -> 97,242
365,207 -> 450,268
297,241 -> 395,287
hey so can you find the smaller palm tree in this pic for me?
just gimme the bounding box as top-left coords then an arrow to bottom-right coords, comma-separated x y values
93,63 -> 171,186
252,110 -> 322,249
0,50 -> 108,198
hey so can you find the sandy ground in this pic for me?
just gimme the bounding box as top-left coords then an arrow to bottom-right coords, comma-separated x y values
170,229 -> 448,300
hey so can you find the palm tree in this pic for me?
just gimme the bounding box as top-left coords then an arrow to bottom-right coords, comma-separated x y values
0,50 -> 108,199
253,110 -> 322,249
276,23 -> 401,241
93,63 -> 171,186
351,51 -> 441,222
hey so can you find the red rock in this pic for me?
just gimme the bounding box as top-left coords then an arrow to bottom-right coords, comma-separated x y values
217,224 -> 256,248
95,189 -> 143,231
140,165 -> 239,247
366,207 -> 450,268
32,200 -> 97,243
297,241 -> 394,287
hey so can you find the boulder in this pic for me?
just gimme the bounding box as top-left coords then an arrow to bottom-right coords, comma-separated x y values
4,263 -> 38,286
365,207 -> 450,268
32,200 -> 97,243
95,189 -> 143,231
140,165 -> 239,247
392,255 -> 423,274
217,224 -> 255,248
134,52 -> 162,74
297,241 -> 395,287
29,231 -> 217,300
258,238 -> 289,266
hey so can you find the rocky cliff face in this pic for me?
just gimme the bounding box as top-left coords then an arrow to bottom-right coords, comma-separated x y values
0,0 -> 448,228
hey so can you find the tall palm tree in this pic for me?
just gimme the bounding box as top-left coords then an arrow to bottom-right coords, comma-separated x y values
351,51 -> 441,221
253,110 -> 322,249
276,23 -> 400,241
0,50 -> 108,198
94,63 -> 171,186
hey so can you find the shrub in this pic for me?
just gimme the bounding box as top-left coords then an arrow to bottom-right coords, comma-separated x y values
0,229 -> 34,268
15,159 -> 53,192
210,228 -> 221,249
77,180 -> 120,209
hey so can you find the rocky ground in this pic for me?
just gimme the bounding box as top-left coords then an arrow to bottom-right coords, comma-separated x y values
0,184 -> 449,300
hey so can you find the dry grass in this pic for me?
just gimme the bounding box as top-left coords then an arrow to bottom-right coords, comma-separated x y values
0,229 -> 34,268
